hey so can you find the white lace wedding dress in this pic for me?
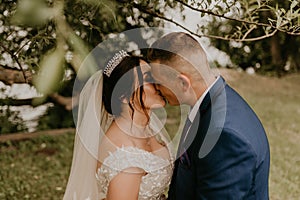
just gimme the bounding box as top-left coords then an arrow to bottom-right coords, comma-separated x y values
95,137 -> 174,200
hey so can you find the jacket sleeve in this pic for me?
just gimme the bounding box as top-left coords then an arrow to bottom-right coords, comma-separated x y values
195,128 -> 257,199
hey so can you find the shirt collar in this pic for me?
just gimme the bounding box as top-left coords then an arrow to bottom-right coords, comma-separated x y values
188,76 -> 220,122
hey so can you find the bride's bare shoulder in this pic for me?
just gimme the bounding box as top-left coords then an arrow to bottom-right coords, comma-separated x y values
100,121 -> 134,150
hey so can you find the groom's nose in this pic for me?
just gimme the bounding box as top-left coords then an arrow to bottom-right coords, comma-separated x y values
154,84 -> 166,97
154,84 -> 163,93
153,83 -> 159,91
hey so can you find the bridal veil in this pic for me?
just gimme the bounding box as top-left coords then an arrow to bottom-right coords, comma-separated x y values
63,69 -> 174,200
63,70 -> 112,200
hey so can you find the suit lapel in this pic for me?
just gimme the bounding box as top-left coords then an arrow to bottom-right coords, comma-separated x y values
169,76 -> 227,198
193,76 -> 227,158
181,77 -> 227,151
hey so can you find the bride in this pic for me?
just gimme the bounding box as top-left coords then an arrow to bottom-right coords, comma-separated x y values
63,50 -> 174,200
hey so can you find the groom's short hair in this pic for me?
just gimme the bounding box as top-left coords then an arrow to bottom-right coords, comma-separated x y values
147,32 -> 210,80
147,32 -> 207,66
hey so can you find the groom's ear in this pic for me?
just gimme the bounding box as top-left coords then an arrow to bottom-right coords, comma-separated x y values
177,74 -> 191,92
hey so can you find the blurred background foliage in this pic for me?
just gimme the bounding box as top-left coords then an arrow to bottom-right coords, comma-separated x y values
0,0 -> 299,199
207,0 -> 300,76
0,0 -> 163,132
0,106 -> 27,134
0,0 -> 299,133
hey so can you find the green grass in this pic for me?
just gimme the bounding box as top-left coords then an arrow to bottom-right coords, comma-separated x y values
0,132 -> 74,200
0,69 -> 299,199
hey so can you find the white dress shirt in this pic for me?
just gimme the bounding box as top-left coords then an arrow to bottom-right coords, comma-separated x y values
183,76 -> 220,142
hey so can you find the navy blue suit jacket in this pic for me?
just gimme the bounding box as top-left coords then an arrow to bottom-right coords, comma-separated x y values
168,77 -> 270,199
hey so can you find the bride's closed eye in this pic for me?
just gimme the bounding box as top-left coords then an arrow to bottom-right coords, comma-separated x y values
144,71 -> 154,83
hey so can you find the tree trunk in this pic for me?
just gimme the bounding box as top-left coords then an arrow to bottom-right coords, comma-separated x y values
270,33 -> 284,77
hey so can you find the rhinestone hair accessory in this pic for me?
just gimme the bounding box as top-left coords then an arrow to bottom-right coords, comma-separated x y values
103,50 -> 129,77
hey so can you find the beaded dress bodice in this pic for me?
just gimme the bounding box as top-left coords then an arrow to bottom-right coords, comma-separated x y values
96,145 -> 173,200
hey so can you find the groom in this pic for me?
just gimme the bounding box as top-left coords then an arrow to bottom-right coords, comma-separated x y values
147,32 -> 270,199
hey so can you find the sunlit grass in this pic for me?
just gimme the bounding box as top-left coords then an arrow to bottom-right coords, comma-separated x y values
222,69 -> 300,200
0,69 -> 299,199
0,133 -> 74,200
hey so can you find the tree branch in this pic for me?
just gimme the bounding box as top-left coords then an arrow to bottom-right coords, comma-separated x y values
134,3 -> 278,42
49,93 -> 78,111
174,0 -> 271,27
276,25 -> 300,36
181,0 -> 300,36
242,25 -> 257,40
0,66 -> 32,85
0,44 -> 28,83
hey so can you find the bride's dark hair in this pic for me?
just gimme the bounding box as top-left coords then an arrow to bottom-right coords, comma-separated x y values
102,55 -> 149,120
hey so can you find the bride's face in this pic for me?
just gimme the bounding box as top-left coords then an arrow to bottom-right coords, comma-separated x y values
132,60 -> 166,110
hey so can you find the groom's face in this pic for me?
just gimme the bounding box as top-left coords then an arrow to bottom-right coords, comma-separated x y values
150,63 -> 181,106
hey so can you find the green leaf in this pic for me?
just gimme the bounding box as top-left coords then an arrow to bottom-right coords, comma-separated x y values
291,0 -> 299,10
256,0 -> 261,8
280,8 -> 286,15
34,47 -> 65,96
68,33 -> 98,80
276,16 -> 282,28
215,5 -> 223,13
10,0 -> 58,26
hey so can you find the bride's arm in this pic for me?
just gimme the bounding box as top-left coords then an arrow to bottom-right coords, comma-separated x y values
106,167 -> 145,200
